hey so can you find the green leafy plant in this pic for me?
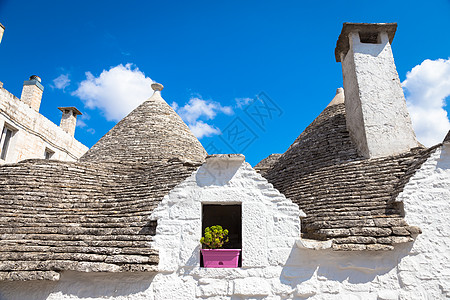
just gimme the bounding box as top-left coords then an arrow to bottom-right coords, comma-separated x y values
200,225 -> 229,249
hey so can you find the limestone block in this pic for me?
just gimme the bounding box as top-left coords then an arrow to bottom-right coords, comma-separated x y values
269,278 -> 294,296
233,277 -> 271,296
295,282 -> 317,297
268,248 -> 292,266
169,198 -> 201,220
196,278 -> 229,297
320,280 -> 341,294
273,216 -> 300,237
377,289 -> 399,300
153,274 -> 195,299
156,248 -> 179,272
189,267 -> 247,280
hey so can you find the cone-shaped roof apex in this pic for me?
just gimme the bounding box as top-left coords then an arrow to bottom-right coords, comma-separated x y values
81,83 -> 207,163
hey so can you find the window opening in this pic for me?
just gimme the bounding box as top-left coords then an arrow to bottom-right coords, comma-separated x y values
359,32 -> 380,44
0,125 -> 14,160
44,148 -> 54,160
201,204 -> 242,267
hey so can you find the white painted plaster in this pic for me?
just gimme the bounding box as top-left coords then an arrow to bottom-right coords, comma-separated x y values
1,153 -> 449,299
341,31 -> 418,158
395,143 -> 450,299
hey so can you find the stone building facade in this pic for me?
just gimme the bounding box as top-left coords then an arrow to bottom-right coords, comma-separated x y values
0,22 -> 449,300
0,78 -> 88,163
0,24 -> 88,163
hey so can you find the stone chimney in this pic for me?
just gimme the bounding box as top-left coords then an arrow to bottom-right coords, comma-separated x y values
21,75 -> 44,112
335,23 -> 418,158
0,23 -> 5,44
58,107 -> 82,137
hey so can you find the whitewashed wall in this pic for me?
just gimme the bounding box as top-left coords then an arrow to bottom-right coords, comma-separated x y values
0,152 -> 449,300
395,143 -> 450,299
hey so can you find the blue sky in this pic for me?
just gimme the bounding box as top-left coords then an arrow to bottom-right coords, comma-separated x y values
1,0 -> 449,166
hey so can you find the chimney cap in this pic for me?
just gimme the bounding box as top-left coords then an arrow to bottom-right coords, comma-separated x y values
151,82 -> 164,91
58,106 -> 82,116
335,23 -> 397,62
29,75 -> 41,82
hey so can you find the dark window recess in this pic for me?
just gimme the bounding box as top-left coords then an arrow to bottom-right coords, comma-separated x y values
201,204 -> 242,267
44,148 -> 54,160
0,127 -> 13,160
359,32 -> 380,44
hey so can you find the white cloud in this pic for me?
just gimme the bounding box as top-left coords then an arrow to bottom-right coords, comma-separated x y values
174,97 -> 233,124
402,58 -> 450,147
52,74 -> 70,91
72,64 -> 153,121
76,113 -> 90,128
172,97 -> 233,139
76,119 -> 87,128
170,101 -> 179,111
235,97 -> 253,108
188,120 -> 221,139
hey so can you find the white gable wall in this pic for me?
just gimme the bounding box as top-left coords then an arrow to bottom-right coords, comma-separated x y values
395,143 -> 450,299
151,155 -> 303,273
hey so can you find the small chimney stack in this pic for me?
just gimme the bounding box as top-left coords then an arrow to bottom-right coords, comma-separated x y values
21,75 -> 44,112
0,23 -> 5,44
58,107 -> 82,137
335,23 -> 418,158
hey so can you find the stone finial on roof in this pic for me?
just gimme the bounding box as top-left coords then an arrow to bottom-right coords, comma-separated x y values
81,81 -> 207,163
151,82 -> 164,91
327,88 -> 344,107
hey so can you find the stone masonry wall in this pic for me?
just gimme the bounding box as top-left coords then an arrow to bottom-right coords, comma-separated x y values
0,86 -> 88,163
0,153 -> 449,299
395,143 -> 450,299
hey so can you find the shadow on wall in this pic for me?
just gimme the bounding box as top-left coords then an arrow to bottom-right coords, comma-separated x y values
0,271 -> 154,300
279,242 -> 414,295
195,160 -> 241,187
437,144 -> 450,170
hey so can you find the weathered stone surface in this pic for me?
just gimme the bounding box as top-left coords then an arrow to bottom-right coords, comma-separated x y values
254,154 -> 282,177
81,90 -> 207,163
260,102 -> 431,250
0,158 -> 200,280
0,85 -> 88,163
233,277 -> 270,296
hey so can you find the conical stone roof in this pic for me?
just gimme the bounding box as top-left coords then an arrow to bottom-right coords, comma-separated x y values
81,83 -> 207,163
261,91 -> 431,250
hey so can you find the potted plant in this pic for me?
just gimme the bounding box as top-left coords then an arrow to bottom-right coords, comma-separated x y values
200,225 -> 241,268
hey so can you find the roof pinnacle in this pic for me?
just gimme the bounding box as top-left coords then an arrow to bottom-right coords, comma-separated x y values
151,82 -> 164,91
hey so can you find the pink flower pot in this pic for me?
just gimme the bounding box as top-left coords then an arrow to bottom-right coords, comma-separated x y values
201,249 -> 241,268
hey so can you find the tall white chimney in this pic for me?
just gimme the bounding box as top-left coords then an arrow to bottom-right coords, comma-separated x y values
335,23 -> 418,158
21,75 -> 44,112
58,107 -> 82,137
